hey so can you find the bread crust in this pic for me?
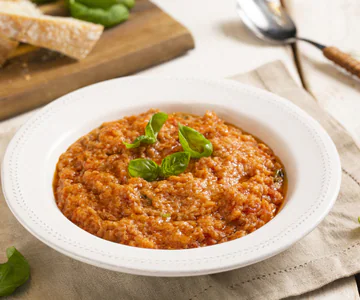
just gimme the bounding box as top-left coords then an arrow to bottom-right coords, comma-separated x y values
0,0 -> 104,60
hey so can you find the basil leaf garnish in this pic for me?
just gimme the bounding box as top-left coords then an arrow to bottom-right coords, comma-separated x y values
178,123 -> 213,158
123,135 -> 154,149
124,112 -> 168,149
0,247 -> 30,297
128,152 -> 190,181
144,112 -> 168,140
160,152 -> 190,178
128,159 -> 160,182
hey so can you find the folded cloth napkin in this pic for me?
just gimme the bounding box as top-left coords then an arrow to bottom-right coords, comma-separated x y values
1,61 -> 360,300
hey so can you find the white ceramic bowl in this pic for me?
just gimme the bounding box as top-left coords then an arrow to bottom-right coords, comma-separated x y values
2,77 -> 341,276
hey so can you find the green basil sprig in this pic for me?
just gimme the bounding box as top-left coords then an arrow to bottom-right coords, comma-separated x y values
77,0 -> 135,9
69,0 -> 129,28
160,152 -> 190,178
128,158 -> 160,182
124,112 -> 168,149
0,247 -> 30,297
128,152 -> 190,181
178,123 -> 213,158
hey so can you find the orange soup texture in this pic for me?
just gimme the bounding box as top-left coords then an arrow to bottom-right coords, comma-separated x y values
54,109 -> 286,249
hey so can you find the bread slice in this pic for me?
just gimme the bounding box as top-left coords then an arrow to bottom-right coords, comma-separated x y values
0,0 -> 39,66
0,0 -> 104,60
0,35 -> 18,66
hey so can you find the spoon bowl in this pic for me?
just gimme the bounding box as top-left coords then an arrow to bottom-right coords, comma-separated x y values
236,0 -> 296,44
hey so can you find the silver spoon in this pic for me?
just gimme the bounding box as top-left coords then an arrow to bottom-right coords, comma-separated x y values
236,0 -> 360,79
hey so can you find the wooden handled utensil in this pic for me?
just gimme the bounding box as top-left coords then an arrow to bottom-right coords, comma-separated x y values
236,0 -> 360,79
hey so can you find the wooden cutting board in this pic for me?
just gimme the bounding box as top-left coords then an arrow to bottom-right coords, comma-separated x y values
0,0 -> 194,120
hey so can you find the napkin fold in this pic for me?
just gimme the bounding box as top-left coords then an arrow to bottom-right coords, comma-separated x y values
1,60 -> 360,300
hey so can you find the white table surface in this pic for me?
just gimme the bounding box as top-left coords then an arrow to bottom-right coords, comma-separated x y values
1,0 -> 359,298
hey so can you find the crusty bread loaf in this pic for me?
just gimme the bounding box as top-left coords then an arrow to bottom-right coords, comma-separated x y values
0,0 -> 39,66
0,0 -> 104,60
0,34 -> 18,66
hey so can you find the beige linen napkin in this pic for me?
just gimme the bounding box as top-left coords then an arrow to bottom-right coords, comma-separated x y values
1,60 -> 360,300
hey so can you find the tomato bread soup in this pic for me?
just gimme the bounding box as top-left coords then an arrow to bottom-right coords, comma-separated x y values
53,109 -> 286,249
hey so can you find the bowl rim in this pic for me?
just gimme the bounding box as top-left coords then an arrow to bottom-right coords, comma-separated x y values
1,77 -> 342,276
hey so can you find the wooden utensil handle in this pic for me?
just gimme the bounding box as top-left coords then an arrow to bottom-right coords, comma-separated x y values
323,46 -> 360,78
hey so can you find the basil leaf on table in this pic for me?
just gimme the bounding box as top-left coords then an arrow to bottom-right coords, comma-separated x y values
178,123 -> 213,158
128,159 -> 160,182
69,0 -> 129,28
124,112 -> 168,149
160,152 -> 190,178
0,247 -> 30,297
77,0 -> 135,9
